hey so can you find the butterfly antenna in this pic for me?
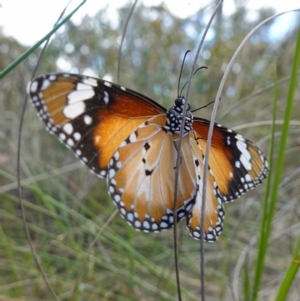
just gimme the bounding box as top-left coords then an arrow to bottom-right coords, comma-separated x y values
177,50 -> 191,97
194,65 -> 208,75
179,66 -> 208,97
179,81 -> 188,97
191,100 -> 215,113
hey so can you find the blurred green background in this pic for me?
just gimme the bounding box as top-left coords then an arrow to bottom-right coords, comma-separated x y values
0,1 -> 299,300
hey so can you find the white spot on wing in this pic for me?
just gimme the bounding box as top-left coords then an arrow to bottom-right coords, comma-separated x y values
129,132 -> 137,142
68,90 -> 95,104
135,220 -> 141,228
84,115 -> 92,125
152,224 -> 158,230
49,74 -> 56,81
237,140 -> 252,170
207,233 -> 214,240
240,154 -> 251,170
127,213 -> 134,222
67,138 -> 74,147
104,81 -> 112,87
63,123 -> 73,135
143,221 -> 150,229
30,81 -> 38,93
63,102 -> 86,119
73,132 -> 81,141
103,91 -> 109,104
245,174 -> 252,182
235,134 -> 245,141
41,79 -> 51,90
59,133 -> 66,140
160,221 -> 168,228
193,231 -> 200,238
109,169 -> 115,178
83,77 -> 98,86
114,151 -> 119,160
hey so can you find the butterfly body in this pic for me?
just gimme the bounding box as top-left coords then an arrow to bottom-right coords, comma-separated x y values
27,73 -> 268,241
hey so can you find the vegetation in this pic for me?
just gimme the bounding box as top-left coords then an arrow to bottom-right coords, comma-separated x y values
0,2 -> 299,300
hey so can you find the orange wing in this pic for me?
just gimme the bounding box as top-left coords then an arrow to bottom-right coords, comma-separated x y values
185,118 -> 269,241
107,115 -> 197,232
27,73 -> 165,178
192,118 -> 268,202
186,133 -> 225,241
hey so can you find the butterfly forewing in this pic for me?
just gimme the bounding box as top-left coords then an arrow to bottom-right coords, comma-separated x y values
28,73 -> 165,178
192,119 -> 268,202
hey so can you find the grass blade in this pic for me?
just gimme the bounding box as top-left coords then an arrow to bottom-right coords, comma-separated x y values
0,0 -> 86,79
251,22 -> 300,301
275,253 -> 300,301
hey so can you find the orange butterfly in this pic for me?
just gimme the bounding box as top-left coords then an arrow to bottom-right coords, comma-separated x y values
27,73 -> 268,242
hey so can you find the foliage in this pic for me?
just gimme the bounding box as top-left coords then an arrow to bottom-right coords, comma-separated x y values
0,2 -> 299,300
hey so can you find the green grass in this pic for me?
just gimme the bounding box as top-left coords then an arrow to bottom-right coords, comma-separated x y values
252,23 -> 300,301
0,1 -> 86,79
0,3 -> 299,300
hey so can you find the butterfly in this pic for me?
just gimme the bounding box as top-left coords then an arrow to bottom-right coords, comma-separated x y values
27,73 -> 269,242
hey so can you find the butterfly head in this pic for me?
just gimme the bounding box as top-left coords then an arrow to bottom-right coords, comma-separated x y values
164,97 -> 193,134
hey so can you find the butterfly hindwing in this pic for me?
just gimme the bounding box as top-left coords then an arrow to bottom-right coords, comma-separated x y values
107,115 -> 197,232
184,133 -> 225,241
